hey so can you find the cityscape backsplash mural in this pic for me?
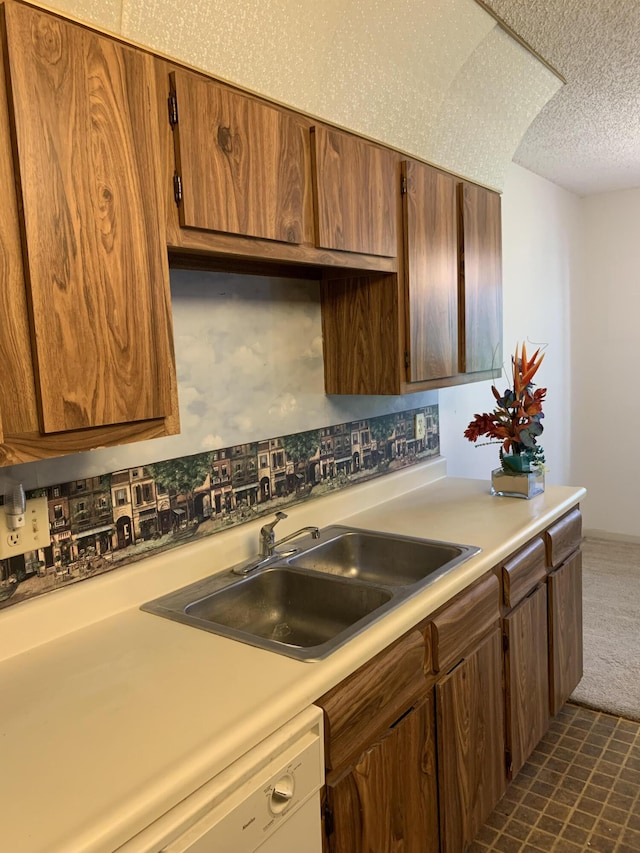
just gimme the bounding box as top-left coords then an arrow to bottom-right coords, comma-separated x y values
0,405 -> 439,610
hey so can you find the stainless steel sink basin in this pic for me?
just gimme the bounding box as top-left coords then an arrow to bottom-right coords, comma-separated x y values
184,567 -> 393,658
141,526 -> 480,661
288,526 -> 476,587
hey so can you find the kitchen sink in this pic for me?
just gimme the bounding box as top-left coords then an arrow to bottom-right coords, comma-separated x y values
141,526 -> 480,661
287,526 -> 477,587
184,567 -> 393,658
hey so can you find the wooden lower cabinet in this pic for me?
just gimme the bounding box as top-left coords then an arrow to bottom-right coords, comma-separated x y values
324,694 -> 439,853
548,550 -> 583,714
504,585 -> 550,777
319,507 -> 583,853
436,627 -> 506,853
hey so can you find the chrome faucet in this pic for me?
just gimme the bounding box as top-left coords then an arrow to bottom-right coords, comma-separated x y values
233,513 -> 320,575
259,511 -> 289,557
259,511 -> 320,557
273,525 -> 320,554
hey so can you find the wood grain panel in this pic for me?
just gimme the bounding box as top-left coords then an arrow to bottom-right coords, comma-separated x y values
327,696 -> 439,853
431,572 -> 500,673
0,18 -> 38,439
502,536 -> 547,609
0,418 -> 173,467
171,69 -> 309,244
321,273 -> 402,395
545,507 -> 583,569
168,229 -> 398,272
548,551 -> 583,715
316,630 -> 425,776
459,182 -> 502,374
504,585 -> 550,777
311,125 -> 398,257
403,160 -> 458,382
436,627 -> 506,853
5,3 -> 174,433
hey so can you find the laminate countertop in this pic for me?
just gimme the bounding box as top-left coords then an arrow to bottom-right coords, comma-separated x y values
0,460 -> 585,853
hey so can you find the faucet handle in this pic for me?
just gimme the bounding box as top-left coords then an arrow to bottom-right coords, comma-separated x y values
261,511 -> 288,536
259,511 -> 288,555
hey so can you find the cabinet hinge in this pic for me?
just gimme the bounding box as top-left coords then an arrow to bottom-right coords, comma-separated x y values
505,748 -> 512,775
168,92 -> 179,127
173,172 -> 183,206
404,351 -> 410,370
502,632 -> 509,652
401,175 -> 408,195
323,802 -> 334,837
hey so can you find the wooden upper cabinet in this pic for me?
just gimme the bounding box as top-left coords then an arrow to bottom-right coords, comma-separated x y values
459,182 -> 503,375
311,125 -> 397,257
3,1 -> 175,435
402,160 -> 458,382
169,69 -> 309,244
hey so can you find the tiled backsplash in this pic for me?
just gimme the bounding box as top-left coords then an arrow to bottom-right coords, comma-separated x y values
0,405 -> 439,610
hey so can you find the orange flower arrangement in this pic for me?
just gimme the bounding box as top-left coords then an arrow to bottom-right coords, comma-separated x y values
464,343 -> 546,471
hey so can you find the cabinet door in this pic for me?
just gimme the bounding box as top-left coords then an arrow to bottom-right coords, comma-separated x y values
402,160 -> 458,382
326,696 -> 438,853
504,585 -> 550,778
459,182 -> 502,375
317,630 -> 426,775
170,70 -> 308,244
311,125 -> 397,257
548,550 -> 583,714
436,627 -> 505,853
4,3 -> 174,434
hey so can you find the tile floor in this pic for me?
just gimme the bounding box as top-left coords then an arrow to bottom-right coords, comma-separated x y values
471,703 -> 640,853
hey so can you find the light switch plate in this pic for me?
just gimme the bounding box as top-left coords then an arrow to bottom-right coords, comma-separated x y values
0,496 -> 50,559
415,412 -> 427,441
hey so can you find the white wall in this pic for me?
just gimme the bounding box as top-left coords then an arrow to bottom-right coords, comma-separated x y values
573,187 -> 640,538
441,167 -> 640,540
439,163 -> 582,489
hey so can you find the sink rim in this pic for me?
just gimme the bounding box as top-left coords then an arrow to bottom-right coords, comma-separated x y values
141,526 -> 481,662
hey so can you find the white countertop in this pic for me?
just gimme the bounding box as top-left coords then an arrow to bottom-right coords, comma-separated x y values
0,461 -> 585,853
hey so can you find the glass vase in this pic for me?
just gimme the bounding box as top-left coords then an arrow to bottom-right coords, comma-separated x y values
491,466 -> 544,499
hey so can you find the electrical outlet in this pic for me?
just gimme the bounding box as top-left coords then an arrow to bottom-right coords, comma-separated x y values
0,496 -> 50,559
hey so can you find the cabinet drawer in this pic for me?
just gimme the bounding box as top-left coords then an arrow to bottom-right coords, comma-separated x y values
502,537 -> 546,609
315,630 -> 425,774
431,573 -> 500,673
545,507 -> 582,569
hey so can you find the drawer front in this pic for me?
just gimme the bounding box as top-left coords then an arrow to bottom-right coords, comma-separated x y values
431,573 -> 500,674
545,507 -> 582,569
502,537 -> 547,609
316,630 -> 426,773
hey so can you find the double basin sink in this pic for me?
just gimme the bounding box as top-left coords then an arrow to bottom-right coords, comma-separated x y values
142,526 -> 480,661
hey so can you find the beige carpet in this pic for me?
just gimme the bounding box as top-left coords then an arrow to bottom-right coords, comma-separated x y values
570,537 -> 640,721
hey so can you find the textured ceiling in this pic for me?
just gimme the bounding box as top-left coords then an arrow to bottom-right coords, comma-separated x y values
482,0 -> 640,196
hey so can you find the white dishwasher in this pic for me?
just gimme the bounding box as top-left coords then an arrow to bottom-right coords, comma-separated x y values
119,706 -> 324,853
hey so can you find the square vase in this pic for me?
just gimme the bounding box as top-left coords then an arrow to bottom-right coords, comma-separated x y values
491,466 -> 544,499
